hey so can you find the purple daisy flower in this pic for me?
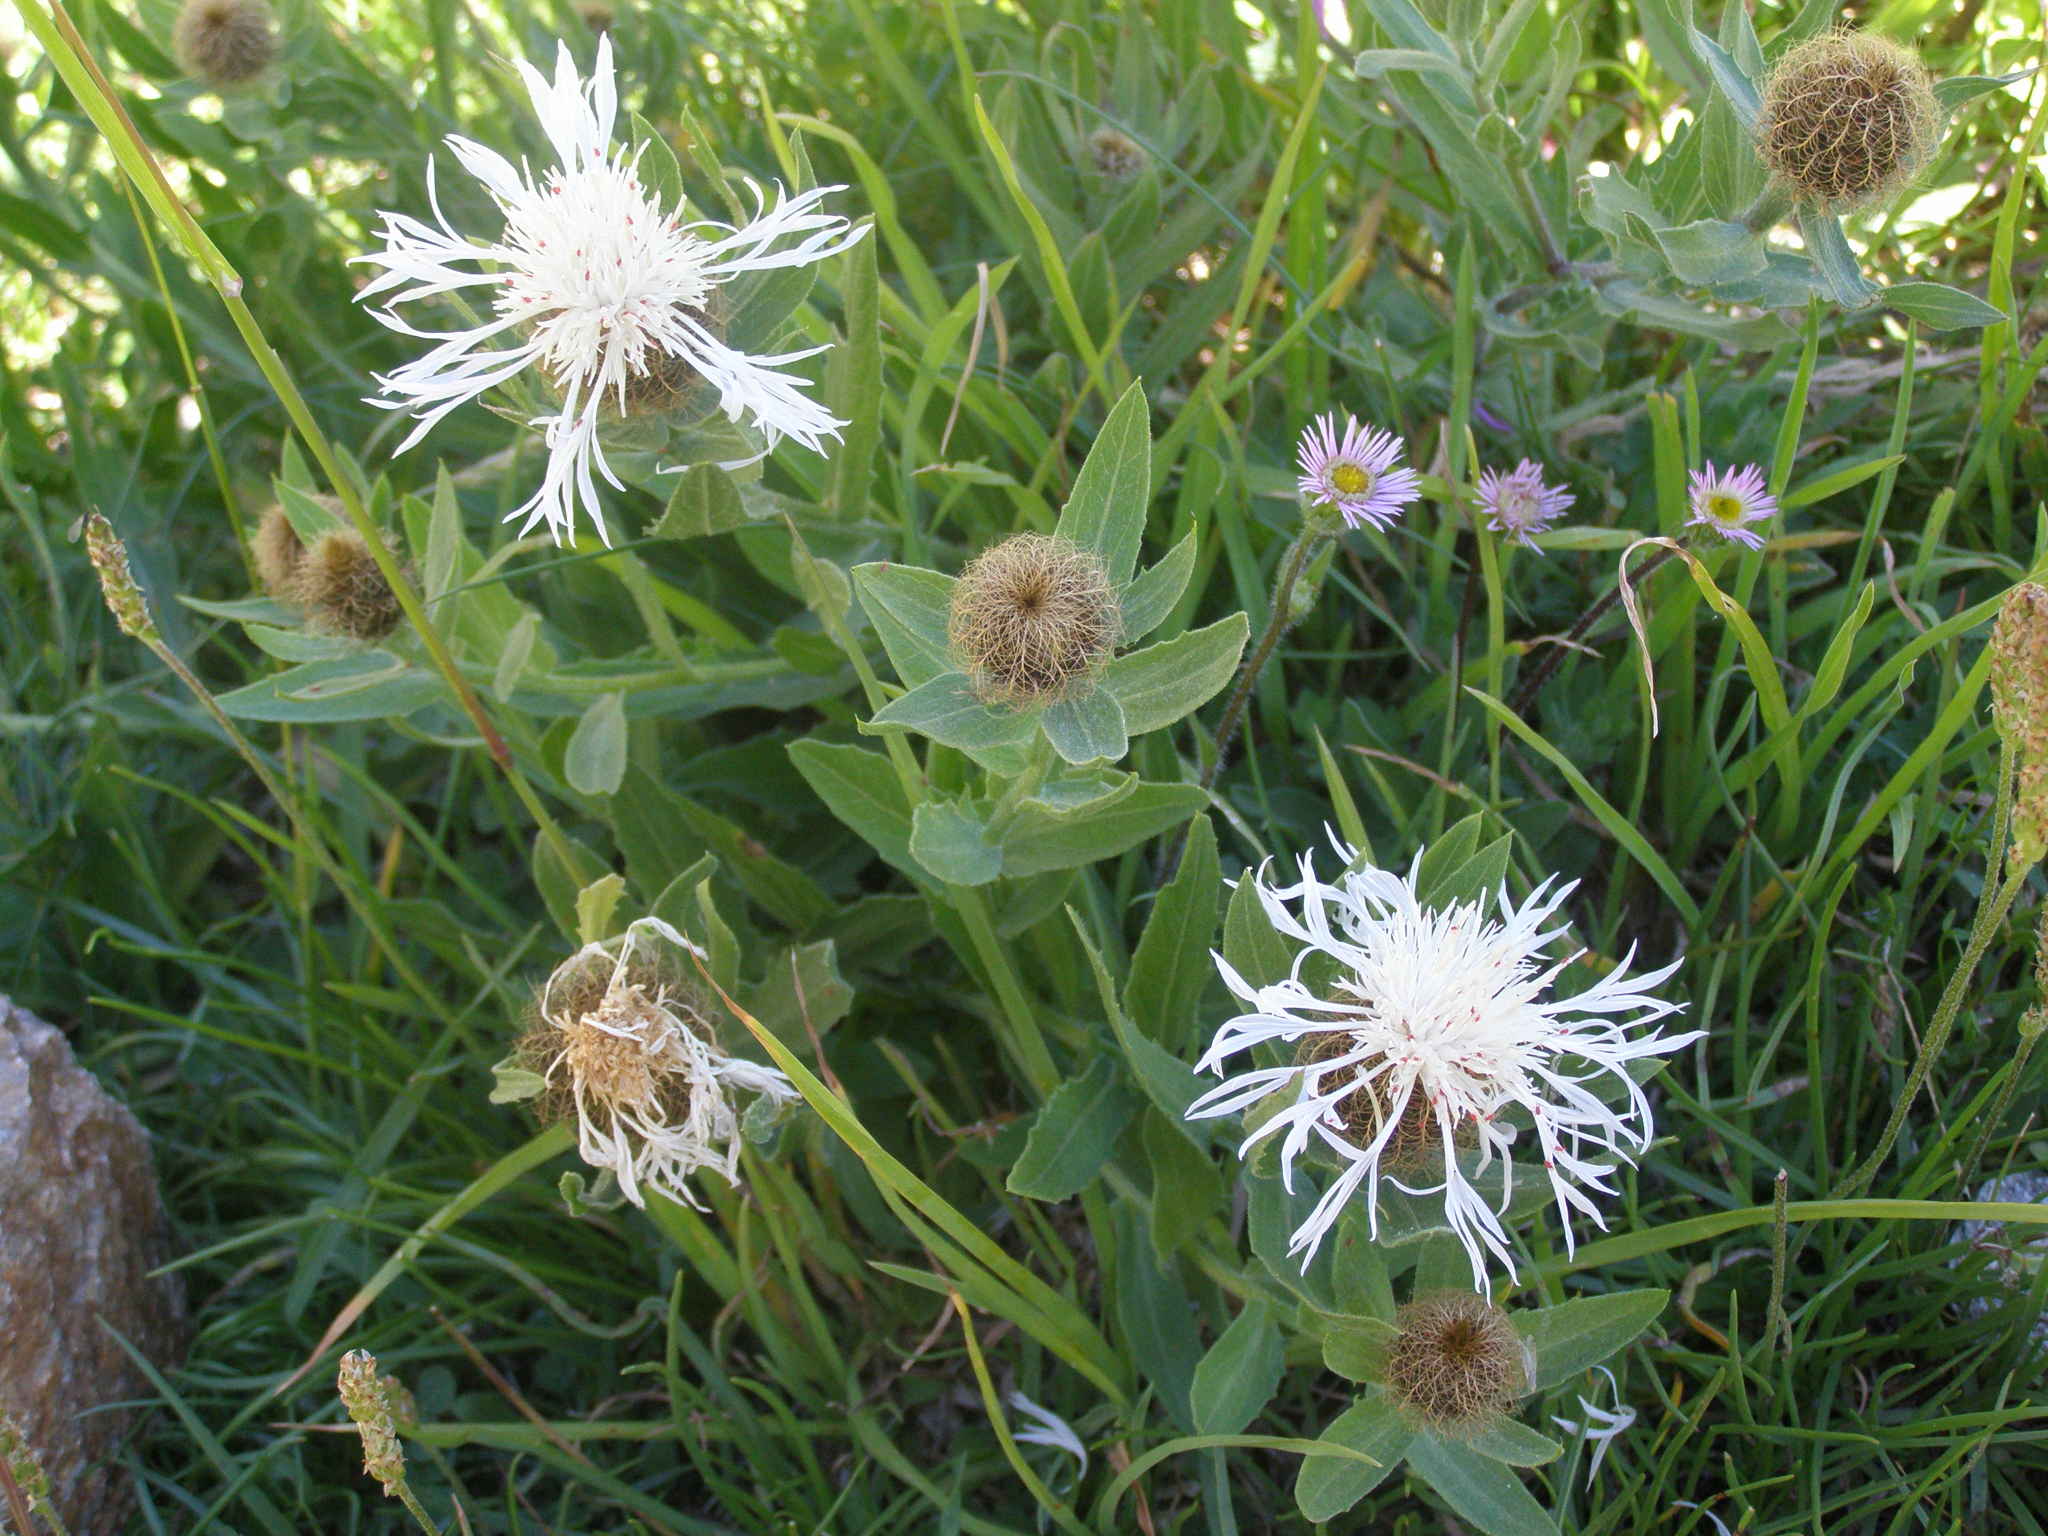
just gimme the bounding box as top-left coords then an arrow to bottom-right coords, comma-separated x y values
1295,411 -> 1422,531
1686,462 -> 1777,550
1476,459 -> 1574,550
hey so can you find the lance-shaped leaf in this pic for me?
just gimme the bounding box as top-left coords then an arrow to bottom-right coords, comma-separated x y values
866,672 -> 1038,753
1102,612 -> 1249,734
852,562 -> 956,689
1053,379 -> 1151,587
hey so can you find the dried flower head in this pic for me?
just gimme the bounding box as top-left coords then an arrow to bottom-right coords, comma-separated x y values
577,1 -> 615,35
1295,412 -> 1422,531
354,38 -> 866,546
337,1349 -> 415,1498
293,531 -> 404,642
948,533 -> 1121,707
1186,841 -> 1697,1291
1087,126 -> 1146,180
172,0 -> 278,88
1991,582 -> 2048,861
250,506 -> 305,596
1383,1291 -> 1530,1432
1685,462 -> 1777,550
1756,31 -> 1938,210
517,917 -> 796,1207
1476,459 -> 1574,549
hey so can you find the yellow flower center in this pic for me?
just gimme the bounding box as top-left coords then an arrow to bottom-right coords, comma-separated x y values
1707,492 -> 1744,524
1330,461 -> 1373,497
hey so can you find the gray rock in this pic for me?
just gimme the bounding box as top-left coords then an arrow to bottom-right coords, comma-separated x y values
1952,1171 -> 2048,1348
0,996 -> 185,1534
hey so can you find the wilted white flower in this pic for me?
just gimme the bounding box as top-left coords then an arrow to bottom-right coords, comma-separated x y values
354,36 -> 866,546
1476,459 -> 1574,549
1007,1391 -> 1088,1479
1552,1365 -> 1636,1487
1294,411 -> 1422,531
1684,462 -> 1777,550
520,917 -> 796,1207
1185,841 -> 1698,1292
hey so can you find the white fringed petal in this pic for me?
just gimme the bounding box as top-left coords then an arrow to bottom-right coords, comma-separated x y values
1185,840 -> 1700,1293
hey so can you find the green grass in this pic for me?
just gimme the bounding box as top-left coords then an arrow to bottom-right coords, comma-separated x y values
4,0 -> 2048,1531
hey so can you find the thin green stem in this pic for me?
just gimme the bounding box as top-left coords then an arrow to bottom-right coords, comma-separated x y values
1200,526 -> 1326,793
950,886 -> 1059,1098
1507,546 -> 1680,720
1840,852 -> 2034,1198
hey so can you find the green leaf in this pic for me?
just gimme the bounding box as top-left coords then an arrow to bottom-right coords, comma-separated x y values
1418,831 -> 1513,911
1070,908 -> 1210,1138
1653,218 -> 1766,285
1144,1109 -> 1222,1260
424,469 -> 462,607
1406,1434 -> 1560,1536
654,463 -> 750,539
1052,379 -> 1152,587
221,654 -> 447,723
1462,1418 -> 1564,1468
852,562 -> 958,689
534,830 -> 609,944
1102,613 -> 1249,734
788,526 -> 853,625
867,672 -> 1038,753
1933,69 -> 2035,114
1193,1300 -> 1286,1436
1221,868 -> 1293,989
1798,209 -> 1879,309
1514,1289 -> 1669,1393
1320,1318 -> 1397,1382
746,940 -> 855,1047
1880,280 -> 2006,331
1119,529 -> 1197,642
1692,32 -> 1760,129
565,692 -> 629,796
826,232 -> 881,518
1115,1204 -> 1199,1428
788,738 -> 918,880
574,873 -> 625,948
1042,687 -> 1129,765
1008,1056 -> 1141,1200
910,799 -> 1003,885
1125,812 -> 1221,1053
1000,783 -> 1206,876
1294,1392 -> 1412,1521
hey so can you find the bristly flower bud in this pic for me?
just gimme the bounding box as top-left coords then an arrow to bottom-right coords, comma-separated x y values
1756,31 -> 1938,211
1086,126 -> 1146,181
250,506 -> 304,597
172,0 -> 279,90
1991,582 -> 2048,862
337,1349 -> 416,1499
948,533 -> 1121,707
292,531 -> 404,643
85,512 -> 158,643
1382,1291 -> 1531,1434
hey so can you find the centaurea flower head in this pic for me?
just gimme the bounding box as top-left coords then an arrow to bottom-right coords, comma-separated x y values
1185,842 -> 1697,1292
1381,1291 -> 1531,1434
1295,412 -> 1422,531
1476,459 -> 1574,549
353,37 -> 867,546
516,917 -> 796,1208
1685,462 -> 1777,550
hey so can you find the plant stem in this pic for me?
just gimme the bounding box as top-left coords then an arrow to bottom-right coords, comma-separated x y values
1839,854 -> 2034,1198
1507,546 -> 1679,719
1200,526 -> 1326,794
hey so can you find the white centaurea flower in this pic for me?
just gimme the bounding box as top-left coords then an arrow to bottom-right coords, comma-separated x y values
1551,1365 -> 1636,1487
1006,1391 -> 1089,1479
521,917 -> 796,1208
1186,841 -> 1698,1293
354,37 -> 866,546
